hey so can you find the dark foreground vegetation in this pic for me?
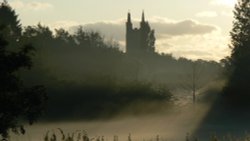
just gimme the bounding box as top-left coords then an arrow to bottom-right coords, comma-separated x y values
45,81 -> 172,121
42,129 -> 250,141
193,0 -> 250,138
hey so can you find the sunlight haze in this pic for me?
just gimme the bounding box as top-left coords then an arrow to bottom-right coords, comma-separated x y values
3,0 -> 250,140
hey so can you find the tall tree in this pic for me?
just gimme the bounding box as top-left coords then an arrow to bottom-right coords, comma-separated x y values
223,0 -> 250,107
0,1 -> 22,41
0,2 -> 47,139
147,30 -> 155,52
0,26 -> 47,140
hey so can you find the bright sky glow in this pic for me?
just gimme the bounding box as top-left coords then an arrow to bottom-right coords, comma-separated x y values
211,0 -> 237,7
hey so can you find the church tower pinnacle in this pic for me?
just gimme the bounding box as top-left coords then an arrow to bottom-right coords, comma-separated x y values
127,11 -> 131,23
141,10 -> 145,22
126,11 -> 132,31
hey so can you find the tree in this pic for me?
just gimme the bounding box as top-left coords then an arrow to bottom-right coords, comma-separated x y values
0,1 -> 22,42
74,26 -> 105,48
0,2 -> 47,139
184,61 -> 204,105
179,59 -> 220,105
223,0 -> 250,107
0,26 -> 47,140
191,62 -> 198,104
147,30 -> 155,52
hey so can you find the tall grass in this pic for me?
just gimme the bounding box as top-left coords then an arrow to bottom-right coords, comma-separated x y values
43,129 -> 250,141
44,128 -> 89,141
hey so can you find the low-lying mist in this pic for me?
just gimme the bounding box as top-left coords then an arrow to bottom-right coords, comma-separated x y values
11,79 -> 223,141
12,100 -> 217,141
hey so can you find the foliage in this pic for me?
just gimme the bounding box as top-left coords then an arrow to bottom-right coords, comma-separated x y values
0,1 -> 21,43
223,0 -> 250,107
0,2 -> 47,139
44,81 -> 172,121
0,29 -> 47,139
42,130 -> 250,141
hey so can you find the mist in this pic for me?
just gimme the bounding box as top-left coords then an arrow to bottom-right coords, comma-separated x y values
11,102 -> 214,141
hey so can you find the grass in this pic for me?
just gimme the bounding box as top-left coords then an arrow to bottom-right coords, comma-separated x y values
44,128 -> 89,141
43,129 -> 250,141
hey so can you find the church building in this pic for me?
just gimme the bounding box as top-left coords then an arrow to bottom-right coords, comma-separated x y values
126,11 -> 155,54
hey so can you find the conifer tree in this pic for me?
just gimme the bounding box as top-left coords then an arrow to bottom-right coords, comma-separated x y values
0,1 -> 22,40
223,0 -> 250,107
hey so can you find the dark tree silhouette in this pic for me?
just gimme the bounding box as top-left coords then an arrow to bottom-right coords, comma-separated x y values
0,2 -> 47,139
223,0 -> 250,107
0,1 -> 21,43
0,27 -> 47,139
55,28 -> 74,45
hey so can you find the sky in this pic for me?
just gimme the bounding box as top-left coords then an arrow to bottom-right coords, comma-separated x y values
7,0 -> 237,61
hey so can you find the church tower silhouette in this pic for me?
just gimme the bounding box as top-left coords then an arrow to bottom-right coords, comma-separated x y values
126,11 -> 155,54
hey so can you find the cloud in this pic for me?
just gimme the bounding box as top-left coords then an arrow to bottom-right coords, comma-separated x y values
49,21 -> 81,30
63,18 -> 217,41
156,32 -> 231,61
10,0 -> 53,11
195,11 -> 218,18
151,19 -> 217,36
83,20 -> 125,41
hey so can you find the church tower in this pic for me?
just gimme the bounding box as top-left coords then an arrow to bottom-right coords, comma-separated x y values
126,11 -> 155,54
